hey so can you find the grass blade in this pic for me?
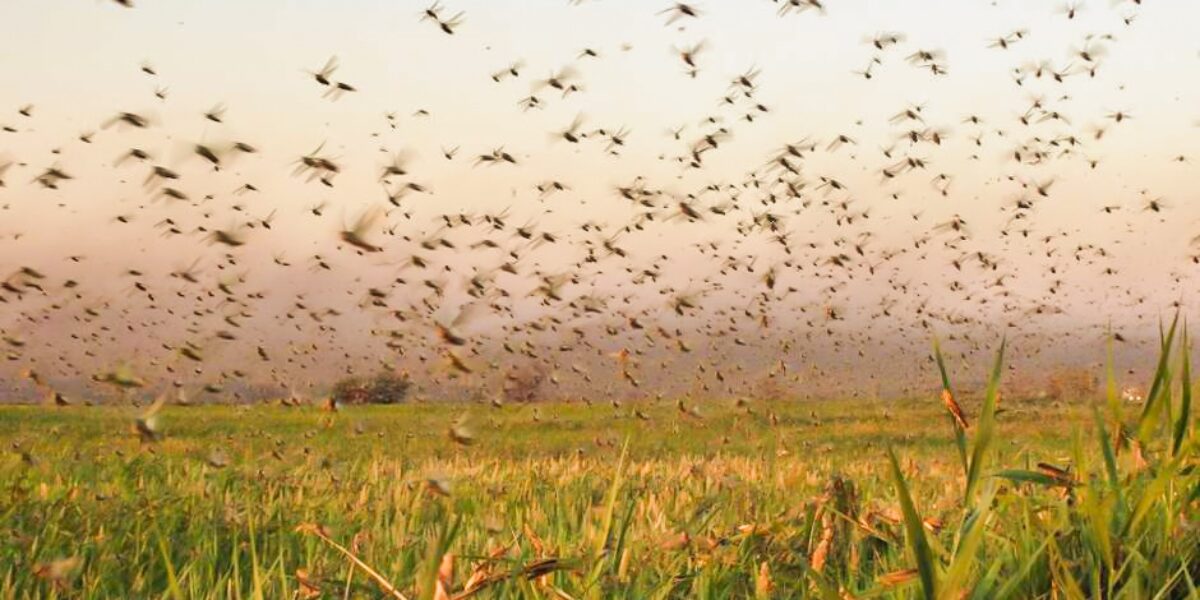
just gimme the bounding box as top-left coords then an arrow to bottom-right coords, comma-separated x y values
155,530 -> 186,600
965,338 -> 1005,502
1173,322 -> 1191,456
1137,314 -> 1179,443
1092,406 -> 1122,503
887,448 -> 937,600
933,337 -> 969,476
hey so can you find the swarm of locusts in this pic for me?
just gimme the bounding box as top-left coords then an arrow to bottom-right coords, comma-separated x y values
2,323 -> 1198,598
2,0 -> 1199,597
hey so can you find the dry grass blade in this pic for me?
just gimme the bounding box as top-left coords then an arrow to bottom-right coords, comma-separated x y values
295,523 -> 410,600
450,558 -> 572,599
877,567 -> 918,587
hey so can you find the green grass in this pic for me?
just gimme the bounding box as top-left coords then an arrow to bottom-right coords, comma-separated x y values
0,336 -> 1196,598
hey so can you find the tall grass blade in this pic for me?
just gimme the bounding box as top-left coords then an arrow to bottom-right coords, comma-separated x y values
887,448 -> 937,600
933,337 -> 968,475
1092,406 -> 1122,503
965,338 -> 1005,502
1137,314 -> 1179,443
155,530 -> 186,600
596,437 -> 630,558
1104,326 -> 1123,451
942,484 -> 995,595
1173,322 -> 1191,456
419,515 -> 461,600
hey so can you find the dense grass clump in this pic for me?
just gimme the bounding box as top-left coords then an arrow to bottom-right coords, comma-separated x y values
0,329 -> 1196,598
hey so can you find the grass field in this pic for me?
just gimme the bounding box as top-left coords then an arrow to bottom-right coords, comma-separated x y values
1,337 -> 1197,598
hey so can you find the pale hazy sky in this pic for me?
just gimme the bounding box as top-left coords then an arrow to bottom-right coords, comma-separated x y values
1,0 -> 1197,397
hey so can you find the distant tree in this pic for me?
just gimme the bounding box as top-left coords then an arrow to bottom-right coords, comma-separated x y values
364,370 -> 411,404
330,371 -> 410,405
331,376 -> 368,406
